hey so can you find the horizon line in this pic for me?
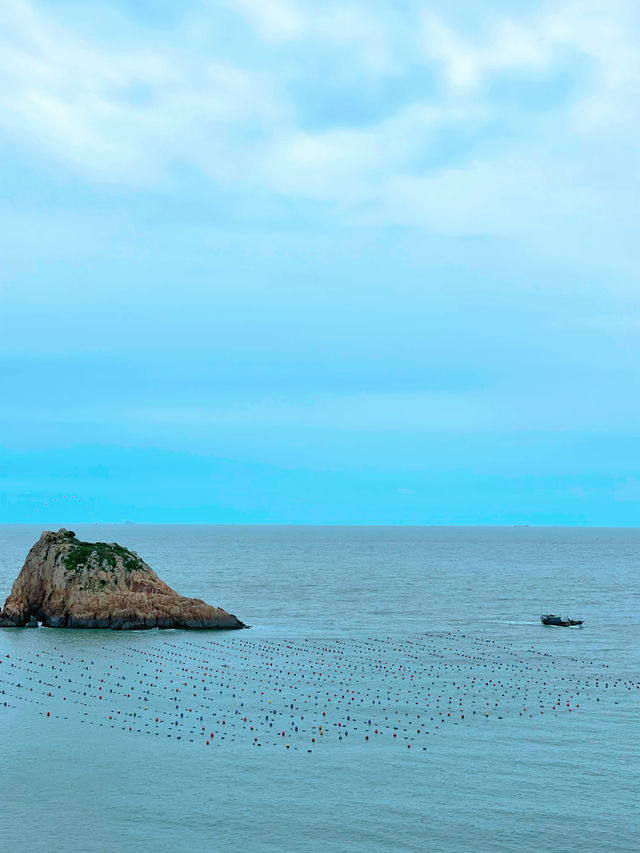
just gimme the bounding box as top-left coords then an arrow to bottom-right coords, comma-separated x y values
1,522 -> 639,530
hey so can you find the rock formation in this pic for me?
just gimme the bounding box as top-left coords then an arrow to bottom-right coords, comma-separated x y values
0,529 -> 246,630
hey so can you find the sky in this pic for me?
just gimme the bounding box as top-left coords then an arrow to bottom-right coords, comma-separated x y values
1,0 -> 639,525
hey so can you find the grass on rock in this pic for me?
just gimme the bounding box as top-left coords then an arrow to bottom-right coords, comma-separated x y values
63,539 -> 141,573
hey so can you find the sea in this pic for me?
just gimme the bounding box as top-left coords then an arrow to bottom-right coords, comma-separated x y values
1,525 -> 638,853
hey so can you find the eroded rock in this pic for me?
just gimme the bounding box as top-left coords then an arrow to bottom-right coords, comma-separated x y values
0,529 -> 246,631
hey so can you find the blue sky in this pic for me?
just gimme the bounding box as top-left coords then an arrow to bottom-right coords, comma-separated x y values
1,0 -> 639,524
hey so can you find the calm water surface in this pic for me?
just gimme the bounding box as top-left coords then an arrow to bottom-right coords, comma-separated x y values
1,525 -> 638,852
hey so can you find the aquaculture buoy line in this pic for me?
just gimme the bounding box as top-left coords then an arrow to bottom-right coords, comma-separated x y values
1,632 -> 638,752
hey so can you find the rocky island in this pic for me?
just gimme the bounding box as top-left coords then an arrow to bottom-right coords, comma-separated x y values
0,528 -> 246,630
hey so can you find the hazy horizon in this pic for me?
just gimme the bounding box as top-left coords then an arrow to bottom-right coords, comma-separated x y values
2,521 -> 640,530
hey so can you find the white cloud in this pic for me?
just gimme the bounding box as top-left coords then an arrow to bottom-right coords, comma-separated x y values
420,0 -> 640,143
545,1 -> 640,137
422,12 -> 552,91
0,0 -> 639,271
258,102 -> 484,201
0,0 -> 282,181
224,0 -> 389,69
223,0 -> 304,41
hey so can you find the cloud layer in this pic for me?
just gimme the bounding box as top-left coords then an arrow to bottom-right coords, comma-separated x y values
1,0 -> 639,256
1,0 -> 639,522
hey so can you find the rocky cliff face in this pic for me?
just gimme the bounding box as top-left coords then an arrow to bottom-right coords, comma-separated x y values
0,529 -> 246,630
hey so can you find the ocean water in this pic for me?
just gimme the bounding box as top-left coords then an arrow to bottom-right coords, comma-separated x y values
1,525 -> 638,853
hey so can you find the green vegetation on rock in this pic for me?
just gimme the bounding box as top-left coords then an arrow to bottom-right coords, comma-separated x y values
63,539 -> 141,573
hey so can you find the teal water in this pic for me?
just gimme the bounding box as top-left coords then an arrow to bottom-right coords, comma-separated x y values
1,525 -> 639,852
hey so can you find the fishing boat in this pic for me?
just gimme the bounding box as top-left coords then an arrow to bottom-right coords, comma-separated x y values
540,614 -> 583,627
